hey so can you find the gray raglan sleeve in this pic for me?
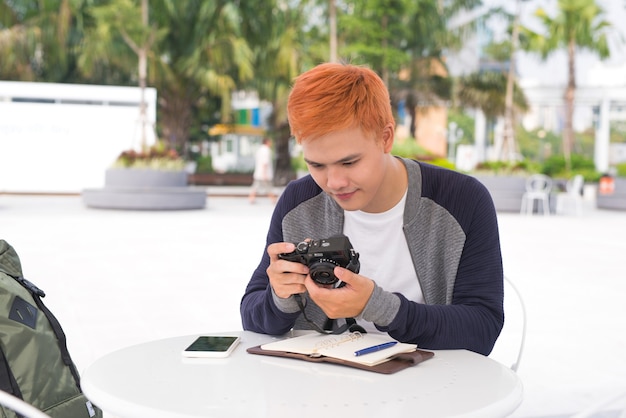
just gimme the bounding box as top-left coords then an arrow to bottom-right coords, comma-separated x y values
360,284 -> 401,326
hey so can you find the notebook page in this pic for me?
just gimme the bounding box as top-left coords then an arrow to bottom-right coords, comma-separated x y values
261,332 -> 417,366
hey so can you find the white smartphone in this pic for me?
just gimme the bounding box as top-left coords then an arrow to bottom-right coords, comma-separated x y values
181,336 -> 241,358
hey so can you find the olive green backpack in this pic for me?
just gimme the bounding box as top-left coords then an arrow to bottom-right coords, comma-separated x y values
0,240 -> 102,418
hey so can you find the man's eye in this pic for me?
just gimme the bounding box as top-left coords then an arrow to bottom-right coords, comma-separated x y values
343,160 -> 357,166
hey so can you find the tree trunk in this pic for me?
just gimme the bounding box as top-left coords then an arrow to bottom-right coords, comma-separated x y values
273,122 -> 295,187
329,0 -> 337,63
501,0 -> 521,162
138,0 -> 149,150
563,37 -> 576,171
160,89 -> 194,153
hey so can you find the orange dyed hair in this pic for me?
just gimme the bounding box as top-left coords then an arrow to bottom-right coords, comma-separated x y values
287,63 -> 394,143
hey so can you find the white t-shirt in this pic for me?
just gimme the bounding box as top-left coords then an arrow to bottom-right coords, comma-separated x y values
343,191 -> 424,331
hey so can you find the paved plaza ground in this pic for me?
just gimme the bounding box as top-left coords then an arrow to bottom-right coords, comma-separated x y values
1,189 -> 625,417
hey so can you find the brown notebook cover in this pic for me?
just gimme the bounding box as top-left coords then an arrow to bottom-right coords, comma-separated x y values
247,345 -> 434,374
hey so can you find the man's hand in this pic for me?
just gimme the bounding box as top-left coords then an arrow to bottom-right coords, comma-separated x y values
266,242 -> 309,298
305,266 -> 375,319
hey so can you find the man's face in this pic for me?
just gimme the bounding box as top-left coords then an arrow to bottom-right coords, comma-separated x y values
301,126 -> 394,213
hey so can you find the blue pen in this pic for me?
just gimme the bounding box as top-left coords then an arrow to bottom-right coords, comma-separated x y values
354,341 -> 397,356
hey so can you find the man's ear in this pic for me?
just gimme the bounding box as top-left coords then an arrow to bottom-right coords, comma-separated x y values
381,123 -> 395,153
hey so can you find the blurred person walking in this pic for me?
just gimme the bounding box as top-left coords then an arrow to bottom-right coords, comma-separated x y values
249,137 -> 277,204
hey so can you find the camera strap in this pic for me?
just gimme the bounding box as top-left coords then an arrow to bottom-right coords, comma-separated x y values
295,294 -> 366,335
324,317 -> 366,334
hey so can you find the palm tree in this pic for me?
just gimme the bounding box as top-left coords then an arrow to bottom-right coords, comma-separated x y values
149,1 -> 253,152
335,0 -> 483,139
79,0 -> 254,154
79,0 -> 165,150
0,0 -> 77,82
456,70 -> 529,154
502,0 -> 525,163
524,0 -> 611,169
238,1 -> 314,185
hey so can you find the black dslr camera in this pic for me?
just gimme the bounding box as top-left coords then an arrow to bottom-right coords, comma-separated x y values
278,235 -> 360,286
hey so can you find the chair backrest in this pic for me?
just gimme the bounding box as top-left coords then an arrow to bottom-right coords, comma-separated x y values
566,174 -> 584,196
0,390 -> 52,418
525,174 -> 552,194
490,276 -> 527,373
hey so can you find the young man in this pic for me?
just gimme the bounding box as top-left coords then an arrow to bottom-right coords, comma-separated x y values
240,63 -> 504,356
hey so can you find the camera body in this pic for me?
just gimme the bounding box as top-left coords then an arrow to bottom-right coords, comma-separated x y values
278,235 -> 360,286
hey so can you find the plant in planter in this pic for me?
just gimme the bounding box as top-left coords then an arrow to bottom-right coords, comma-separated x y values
112,143 -> 186,171
472,160 -> 536,177
105,142 -> 188,188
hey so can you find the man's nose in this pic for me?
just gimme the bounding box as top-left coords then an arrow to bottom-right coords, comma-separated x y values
326,166 -> 349,190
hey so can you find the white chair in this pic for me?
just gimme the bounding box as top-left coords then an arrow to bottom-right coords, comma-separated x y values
520,174 -> 552,216
556,174 -> 584,216
490,276 -> 527,373
0,390 -> 51,418
504,276 -> 527,372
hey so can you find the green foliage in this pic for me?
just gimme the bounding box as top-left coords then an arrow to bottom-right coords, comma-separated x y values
516,128 -> 560,160
483,40 -> 512,63
391,138 -> 431,159
195,155 -> 214,174
112,142 -> 185,171
455,71 -> 529,119
528,0 -> 611,60
291,152 -> 308,173
426,158 -> 456,170
391,139 -> 455,169
611,121 -> 626,143
614,162 -> 626,177
473,160 -> 538,176
540,154 -> 601,182
448,108 -> 474,146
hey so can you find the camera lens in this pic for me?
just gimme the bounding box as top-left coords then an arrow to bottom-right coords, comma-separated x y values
309,260 -> 339,285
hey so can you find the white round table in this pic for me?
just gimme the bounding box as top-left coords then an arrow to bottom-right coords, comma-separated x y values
81,331 -> 522,418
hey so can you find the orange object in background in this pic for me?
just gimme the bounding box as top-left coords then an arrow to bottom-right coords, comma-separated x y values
599,176 -> 615,195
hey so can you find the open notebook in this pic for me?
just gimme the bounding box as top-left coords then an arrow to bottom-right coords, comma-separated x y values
259,332 -> 417,367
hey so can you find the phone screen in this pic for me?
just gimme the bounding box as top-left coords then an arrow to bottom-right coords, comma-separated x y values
182,336 -> 240,358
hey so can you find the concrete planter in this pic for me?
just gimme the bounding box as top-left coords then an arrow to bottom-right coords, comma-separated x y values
596,177 -> 626,211
82,168 -> 206,210
473,175 -> 527,213
188,173 -> 253,186
105,168 -> 188,188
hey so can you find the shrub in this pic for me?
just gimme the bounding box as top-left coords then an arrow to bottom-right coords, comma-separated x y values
391,138 -> 432,159
540,154 -> 600,182
195,155 -> 214,173
291,152 -> 308,172
473,160 -> 536,176
112,142 -> 186,171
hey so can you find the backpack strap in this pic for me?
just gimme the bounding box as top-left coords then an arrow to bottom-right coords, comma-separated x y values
11,275 -> 82,388
0,346 -> 23,398
0,350 -> 27,418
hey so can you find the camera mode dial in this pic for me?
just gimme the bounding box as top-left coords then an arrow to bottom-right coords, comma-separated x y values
295,241 -> 309,253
